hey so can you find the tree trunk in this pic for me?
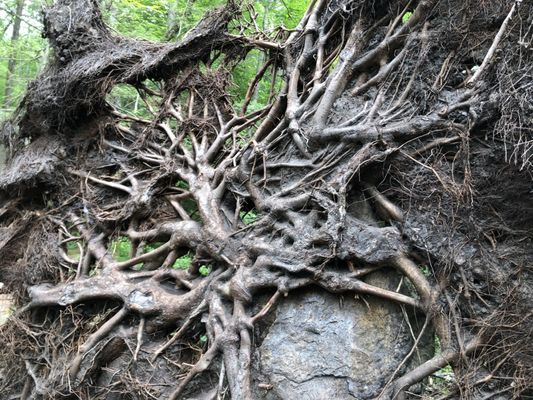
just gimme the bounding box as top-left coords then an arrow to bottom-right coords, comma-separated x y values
3,0 -> 25,109
0,1 -> 531,399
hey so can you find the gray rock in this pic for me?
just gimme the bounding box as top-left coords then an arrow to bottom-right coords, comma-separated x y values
0,144 -> 6,171
256,272 -> 431,399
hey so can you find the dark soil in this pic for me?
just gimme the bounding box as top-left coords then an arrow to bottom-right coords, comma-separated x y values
0,0 -> 532,399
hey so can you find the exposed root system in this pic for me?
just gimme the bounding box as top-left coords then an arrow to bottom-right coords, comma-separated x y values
0,0 -> 532,399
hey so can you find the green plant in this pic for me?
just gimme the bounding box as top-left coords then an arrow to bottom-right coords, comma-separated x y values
110,237 -> 133,261
199,265 -> 211,276
175,180 -> 189,189
132,263 -> 144,271
402,11 -> 413,24
240,210 -> 259,225
415,336 -> 456,395
106,84 -> 154,119
109,237 -> 144,269
432,336 -> 455,388
180,198 -> 201,221
434,335 -> 442,354
329,56 -> 340,72
106,0 -> 171,41
144,242 -> 164,252
66,240 -> 81,261
172,254 -> 192,269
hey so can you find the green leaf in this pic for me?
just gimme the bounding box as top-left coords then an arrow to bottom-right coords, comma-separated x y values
402,11 -> 413,24
199,265 -> 211,276
175,180 -> 189,189
66,240 -> 81,261
240,210 -> 259,225
172,254 -> 192,269
110,237 -> 133,261
132,263 -> 144,271
144,242 -> 164,252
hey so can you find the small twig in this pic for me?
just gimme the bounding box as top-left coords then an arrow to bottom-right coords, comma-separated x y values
378,314 -> 430,397
380,338 -> 482,399
134,317 -> 145,361
168,340 -> 221,400
68,169 -> 132,194
251,291 -> 281,324
70,307 -> 128,379
365,185 -> 404,222
152,300 -> 207,360
467,2 -> 517,85
217,359 -> 226,399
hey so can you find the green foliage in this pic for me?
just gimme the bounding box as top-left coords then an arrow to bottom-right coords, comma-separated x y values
429,336 -> 455,393
231,50 -> 279,112
175,180 -> 189,189
105,0 -> 171,41
0,0 -> 47,115
240,210 -> 259,225
434,335 -> 442,353
402,11 -> 413,24
0,0 -> 309,119
229,1 -> 307,109
106,84 -> 155,119
171,255 -> 211,275
172,254 -> 192,269
168,0 -> 226,39
328,56 -> 340,73
65,229 -> 82,260
109,237 -> 143,269
0,37 -> 46,108
239,0 -> 307,33
199,264 -> 211,276
181,137 -> 193,151
66,244 -> 81,261
144,242 -> 164,253
181,198 -> 201,221
199,334 -> 208,344
110,237 -> 133,262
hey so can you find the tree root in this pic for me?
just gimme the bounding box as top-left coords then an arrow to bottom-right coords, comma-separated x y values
1,0 -> 530,398
70,306 -> 128,379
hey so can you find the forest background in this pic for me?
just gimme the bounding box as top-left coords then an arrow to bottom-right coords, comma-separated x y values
0,0 -> 307,120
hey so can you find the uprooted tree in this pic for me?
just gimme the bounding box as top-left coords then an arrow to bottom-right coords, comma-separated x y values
0,0 -> 532,398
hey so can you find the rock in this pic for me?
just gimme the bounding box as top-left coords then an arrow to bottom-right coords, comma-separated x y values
255,272 -> 431,399
0,145 -> 6,171
0,291 -> 14,326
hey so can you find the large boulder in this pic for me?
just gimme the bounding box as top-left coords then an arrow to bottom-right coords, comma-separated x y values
255,272 -> 431,399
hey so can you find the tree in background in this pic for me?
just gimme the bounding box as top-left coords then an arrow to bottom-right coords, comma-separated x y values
0,0 -> 46,116
0,0 -> 532,399
3,0 -> 26,109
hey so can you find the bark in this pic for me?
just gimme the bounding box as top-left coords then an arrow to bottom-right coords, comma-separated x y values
0,0 -> 532,399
